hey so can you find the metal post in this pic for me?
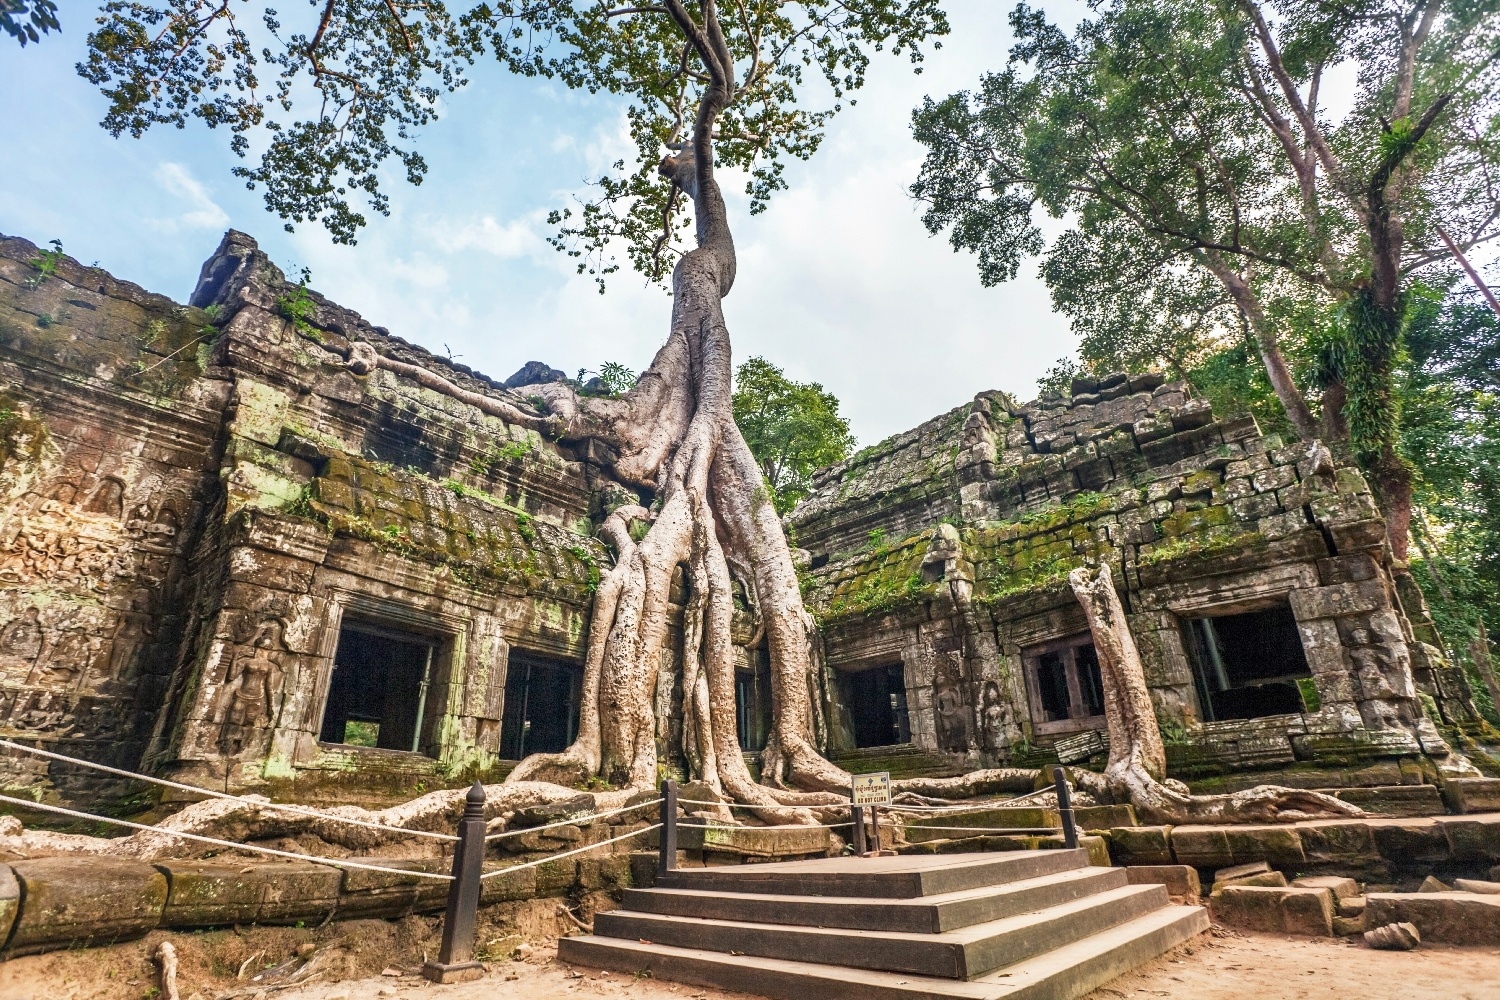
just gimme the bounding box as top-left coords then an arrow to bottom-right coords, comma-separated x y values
869,805 -> 883,854
658,778 -> 678,877
422,781 -> 487,984
851,805 -> 866,856
1053,767 -> 1079,850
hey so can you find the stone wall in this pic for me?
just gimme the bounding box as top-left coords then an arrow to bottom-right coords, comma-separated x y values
0,232 -> 625,805
792,374 -> 1481,783
0,228 -> 1484,809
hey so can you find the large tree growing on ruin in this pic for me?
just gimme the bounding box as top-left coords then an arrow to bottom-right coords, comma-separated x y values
72,1 -> 946,813
909,0 -> 1500,562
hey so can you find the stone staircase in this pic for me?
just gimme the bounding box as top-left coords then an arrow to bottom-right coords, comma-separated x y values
558,851 -> 1208,999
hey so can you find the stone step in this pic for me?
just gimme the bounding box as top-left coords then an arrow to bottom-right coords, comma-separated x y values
623,865 -> 1129,934
657,849 -> 1089,899
594,883 -> 1170,980
560,903 -> 1209,1000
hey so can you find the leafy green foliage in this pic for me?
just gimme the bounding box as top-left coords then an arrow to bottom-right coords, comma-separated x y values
76,1 -> 947,260
1401,284 -> 1500,697
910,0 -> 1500,489
577,361 -> 637,396
732,356 -> 854,514
23,238 -> 64,290
276,267 -> 319,339
1,0 -> 58,47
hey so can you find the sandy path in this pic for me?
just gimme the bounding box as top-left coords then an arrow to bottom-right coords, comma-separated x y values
2,924 -> 1496,1000
1081,927 -> 1500,1000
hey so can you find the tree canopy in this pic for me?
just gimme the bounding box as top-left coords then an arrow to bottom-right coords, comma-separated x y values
0,0 -> 57,46
910,0 -> 1500,561
732,356 -> 855,514
73,0 -> 946,274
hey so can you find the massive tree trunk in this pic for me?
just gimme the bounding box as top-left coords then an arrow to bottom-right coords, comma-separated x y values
1067,565 -> 1361,824
499,4 -> 845,819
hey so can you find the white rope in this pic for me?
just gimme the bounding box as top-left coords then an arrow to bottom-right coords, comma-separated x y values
0,794 -> 455,880
889,788 -> 1058,812
485,798 -> 662,842
480,823 -> 661,879
0,740 -> 457,842
679,821 -> 852,831
899,824 -> 1061,834
676,797 -> 844,811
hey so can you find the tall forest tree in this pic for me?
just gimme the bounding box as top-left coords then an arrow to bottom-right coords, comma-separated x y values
64,0 -> 947,815
909,0 -> 1500,561
731,356 -> 856,514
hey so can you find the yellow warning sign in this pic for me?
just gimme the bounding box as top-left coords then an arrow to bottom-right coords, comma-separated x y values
851,771 -> 891,806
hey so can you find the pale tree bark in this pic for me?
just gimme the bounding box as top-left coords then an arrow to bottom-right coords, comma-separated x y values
498,0 -> 845,821
1067,564 -> 1361,825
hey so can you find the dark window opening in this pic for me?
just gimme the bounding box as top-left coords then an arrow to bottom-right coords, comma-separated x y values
844,663 -> 910,749
1186,603 -> 1313,721
1023,635 -> 1105,735
320,622 -> 440,755
499,653 -> 583,759
736,654 -> 773,752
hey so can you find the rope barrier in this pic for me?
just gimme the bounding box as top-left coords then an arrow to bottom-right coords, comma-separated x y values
675,797 -> 844,811
887,790 -> 1055,813
0,793 -> 455,880
678,821 -> 853,831
479,823 -> 662,879
484,798 -> 661,842
0,740 -> 458,842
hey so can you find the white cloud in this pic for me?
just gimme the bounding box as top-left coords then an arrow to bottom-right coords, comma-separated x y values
445,214 -> 547,258
153,162 -> 230,230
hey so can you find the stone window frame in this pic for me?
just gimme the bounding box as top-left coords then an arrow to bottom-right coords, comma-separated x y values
1164,590 -> 1311,725
303,592 -> 465,770
1020,632 -> 1106,737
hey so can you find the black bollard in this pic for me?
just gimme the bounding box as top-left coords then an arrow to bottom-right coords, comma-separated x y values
658,778 -> 678,877
1053,767 -> 1079,850
422,781 -> 487,984
851,805 -> 866,856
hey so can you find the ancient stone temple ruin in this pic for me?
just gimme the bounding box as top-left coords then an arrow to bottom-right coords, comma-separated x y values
0,231 -> 1487,813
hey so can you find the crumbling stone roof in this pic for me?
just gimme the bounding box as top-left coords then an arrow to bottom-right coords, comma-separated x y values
792,372 -> 1382,625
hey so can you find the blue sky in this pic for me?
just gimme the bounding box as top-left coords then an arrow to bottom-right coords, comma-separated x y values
0,2 -> 1089,445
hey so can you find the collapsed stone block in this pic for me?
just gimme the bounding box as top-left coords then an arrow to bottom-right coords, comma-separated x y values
1365,892 -> 1500,945
157,860 -> 342,926
1106,826 -> 1174,866
1125,865 -> 1200,900
1440,777 -> 1500,814
1291,875 -> 1359,899
480,864 -> 538,905
1210,885 -> 1335,937
7,857 -> 167,955
1365,921 -> 1420,950
335,858 -> 450,919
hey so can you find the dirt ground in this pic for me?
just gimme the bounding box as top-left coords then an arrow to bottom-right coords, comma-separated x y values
1,924 -> 1496,1000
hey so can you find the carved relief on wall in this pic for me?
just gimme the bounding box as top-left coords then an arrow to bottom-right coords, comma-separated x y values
0,413 -> 199,750
211,617 -> 293,759
978,680 -> 1011,751
931,645 -> 973,752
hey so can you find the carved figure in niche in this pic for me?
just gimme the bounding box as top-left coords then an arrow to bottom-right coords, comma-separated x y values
100,585 -> 158,688
980,681 -> 1010,750
82,478 -> 124,519
933,652 -> 972,751
217,620 -> 286,756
